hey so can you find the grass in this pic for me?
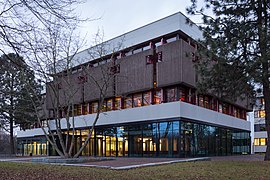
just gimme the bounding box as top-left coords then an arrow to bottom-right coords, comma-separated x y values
1,160 -> 270,180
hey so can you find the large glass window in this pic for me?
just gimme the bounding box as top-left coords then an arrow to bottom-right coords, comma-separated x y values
104,128 -> 117,157
117,126 -> 128,156
142,123 -> 157,157
129,125 -> 143,157
180,122 -> 193,157
232,131 -> 250,154
159,122 -> 172,157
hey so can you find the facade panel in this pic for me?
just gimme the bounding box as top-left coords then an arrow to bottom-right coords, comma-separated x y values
84,63 -> 114,101
157,40 -> 183,87
116,49 -> 153,95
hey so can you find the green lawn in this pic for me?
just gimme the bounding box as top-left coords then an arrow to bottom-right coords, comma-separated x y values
1,161 -> 270,180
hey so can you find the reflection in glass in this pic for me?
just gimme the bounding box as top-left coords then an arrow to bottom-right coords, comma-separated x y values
143,92 -> 151,106
124,95 -> 132,109
133,93 -> 142,107
154,90 -> 162,104
114,97 -> 121,110
91,102 -> 98,113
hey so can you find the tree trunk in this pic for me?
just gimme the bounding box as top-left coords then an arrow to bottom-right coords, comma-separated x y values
9,118 -> 15,155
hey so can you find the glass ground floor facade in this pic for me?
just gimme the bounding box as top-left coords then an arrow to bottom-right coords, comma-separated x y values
17,118 -> 251,157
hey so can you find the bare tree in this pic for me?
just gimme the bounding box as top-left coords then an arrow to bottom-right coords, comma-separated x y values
23,22 -> 124,158
0,0 -> 84,54
0,0 -> 125,159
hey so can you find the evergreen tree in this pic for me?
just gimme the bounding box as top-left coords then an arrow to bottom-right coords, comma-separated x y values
0,53 -> 40,154
187,0 -> 270,160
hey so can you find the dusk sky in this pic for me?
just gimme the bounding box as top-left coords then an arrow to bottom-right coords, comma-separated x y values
77,0 -> 204,46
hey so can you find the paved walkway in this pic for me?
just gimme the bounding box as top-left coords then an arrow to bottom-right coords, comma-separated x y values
0,154 -> 264,170
211,154 -> 265,161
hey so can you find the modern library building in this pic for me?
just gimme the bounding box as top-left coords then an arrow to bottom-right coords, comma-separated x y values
17,12 -> 252,158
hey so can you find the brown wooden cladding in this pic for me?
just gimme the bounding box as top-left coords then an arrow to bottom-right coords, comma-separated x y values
115,49 -> 153,95
181,40 -> 197,87
46,73 -> 84,109
83,63 -> 114,102
45,39 -> 251,111
157,39 -> 196,87
46,64 -> 115,109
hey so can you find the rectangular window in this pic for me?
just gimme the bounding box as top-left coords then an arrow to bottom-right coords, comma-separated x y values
133,48 -> 142,54
235,108 -> 241,118
73,105 -> 78,116
198,95 -> 204,107
260,98 -> 265,105
254,124 -> 266,132
261,138 -> 267,146
133,93 -> 142,107
166,36 -> 177,43
107,99 -> 113,111
218,103 -> 223,113
197,95 -> 211,109
254,138 -> 267,146
241,110 -> 246,119
114,97 -> 121,110
124,95 -> 132,109
254,138 -> 259,146
77,105 -> 82,116
211,99 -> 218,111
222,103 -> 230,115
102,101 -> 107,112
189,89 -> 196,104
254,110 -> 265,118
82,103 -> 89,115
204,96 -> 210,109
154,90 -> 162,104
179,87 -> 187,102
143,91 -> 151,106
91,102 -> 98,113
165,87 -> 177,102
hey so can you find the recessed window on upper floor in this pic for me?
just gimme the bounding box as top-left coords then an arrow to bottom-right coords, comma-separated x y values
254,110 -> 265,118
254,124 -> 266,132
254,138 -> 267,146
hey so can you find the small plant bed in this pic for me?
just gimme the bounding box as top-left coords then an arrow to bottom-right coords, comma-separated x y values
31,157 -> 115,164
